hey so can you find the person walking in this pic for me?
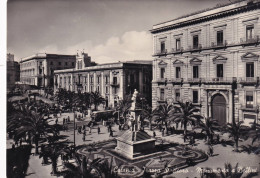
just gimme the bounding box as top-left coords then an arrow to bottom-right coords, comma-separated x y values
153,131 -> 156,138
55,118 -> 58,125
68,116 -> 70,122
98,126 -> 101,134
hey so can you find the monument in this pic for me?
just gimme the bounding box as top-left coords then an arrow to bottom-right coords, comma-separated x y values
115,89 -> 156,159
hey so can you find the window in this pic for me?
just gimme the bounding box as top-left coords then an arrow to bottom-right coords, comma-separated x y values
193,90 -> 198,103
246,62 -> 254,78
68,76 -> 71,84
246,25 -> 254,40
84,76 -> 87,83
193,66 -> 199,78
217,64 -> 223,78
64,77 -> 66,84
90,76 -> 93,83
161,41 -> 166,53
105,76 -> 109,84
217,30 -> 223,45
59,62 -> 61,66
113,77 -> 117,84
175,89 -> 180,101
97,86 -> 100,92
160,88 -> 165,101
193,35 -> 199,49
90,85 -> 93,92
176,38 -> 181,50
160,68 -> 165,79
176,67 -> 181,78
60,77 -> 62,87
97,76 -> 100,84
72,62 -> 75,67
106,86 -> 108,93
65,62 -> 68,66
50,61 -> 53,65
246,91 -> 253,108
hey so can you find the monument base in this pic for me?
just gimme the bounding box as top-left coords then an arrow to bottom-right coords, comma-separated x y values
115,130 -> 156,159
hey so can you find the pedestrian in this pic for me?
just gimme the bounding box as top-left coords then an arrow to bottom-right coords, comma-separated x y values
83,124 -> 86,131
217,134 -> 220,143
89,127 -> 92,134
208,145 -> 214,156
184,135 -> 187,142
68,116 -> 70,122
15,139 -> 18,147
98,127 -> 100,134
119,124 -> 121,130
153,131 -> 156,138
55,118 -> 58,125
159,124 -> 162,132
63,118 -> 65,125
82,134 -> 85,141
12,144 -> 15,150
107,125 -> 110,132
110,130 -> 113,137
75,124 -> 78,130
20,139 -> 22,146
162,128 -> 165,137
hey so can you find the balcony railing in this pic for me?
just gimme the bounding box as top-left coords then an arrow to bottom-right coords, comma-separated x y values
240,104 -> 259,112
171,47 -> 184,53
110,82 -> 120,87
211,40 -> 227,48
238,77 -> 259,85
187,78 -> 202,83
154,49 -> 168,56
170,78 -> 183,84
240,36 -> 259,44
189,44 -> 202,51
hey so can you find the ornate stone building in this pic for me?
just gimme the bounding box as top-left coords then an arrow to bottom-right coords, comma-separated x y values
54,52 -> 152,108
151,0 -> 260,125
20,53 -> 76,88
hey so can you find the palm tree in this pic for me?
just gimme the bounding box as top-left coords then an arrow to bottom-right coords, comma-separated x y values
81,92 -> 92,110
198,117 -> 220,144
172,101 -> 202,140
153,103 -> 175,134
140,106 -> 154,130
113,98 -> 131,128
7,104 -> 52,154
91,91 -> 105,111
225,121 -> 249,152
64,155 -> 104,178
248,121 -> 260,145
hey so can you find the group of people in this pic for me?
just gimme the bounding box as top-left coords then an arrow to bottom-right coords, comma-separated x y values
76,124 -> 101,141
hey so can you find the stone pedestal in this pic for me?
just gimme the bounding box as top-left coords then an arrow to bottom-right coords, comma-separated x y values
115,130 -> 156,159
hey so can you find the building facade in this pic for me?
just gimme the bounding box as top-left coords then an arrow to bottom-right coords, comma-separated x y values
54,52 -> 152,108
151,0 -> 260,125
20,53 -> 77,88
7,53 -> 20,91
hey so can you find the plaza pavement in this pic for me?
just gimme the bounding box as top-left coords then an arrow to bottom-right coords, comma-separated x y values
7,112 -> 260,178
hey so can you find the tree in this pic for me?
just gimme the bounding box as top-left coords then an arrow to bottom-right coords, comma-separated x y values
248,121 -> 260,145
172,101 -> 202,140
225,121 -> 249,152
81,92 -> 92,110
198,117 -> 220,144
153,103 -> 175,134
7,104 -> 53,154
113,97 -> 131,128
91,91 -> 105,111
140,105 -> 154,130
64,155 -> 104,178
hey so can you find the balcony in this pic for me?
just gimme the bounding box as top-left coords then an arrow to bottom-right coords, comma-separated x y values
110,82 -> 120,87
240,104 -> 259,113
170,78 -> 183,85
155,78 -> 168,85
240,36 -> 259,46
211,40 -> 227,50
187,78 -> 202,84
153,49 -> 168,56
170,47 -> 184,54
188,44 -> 202,53
238,77 -> 259,86
204,77 -> 236,84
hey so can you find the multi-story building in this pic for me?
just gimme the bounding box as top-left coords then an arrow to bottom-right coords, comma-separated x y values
20,53 -> 77,88
54,52 -> 152,108
151,0 -> 260,125
7,53 -> 20,91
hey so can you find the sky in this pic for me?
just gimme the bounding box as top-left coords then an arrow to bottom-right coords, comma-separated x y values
7,0 -> 229,64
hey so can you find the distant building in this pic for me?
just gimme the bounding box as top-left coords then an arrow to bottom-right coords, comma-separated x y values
151,0 -> 260,125
20,53 -> 77,88
7,53 -> 20,91
54,52 -> 152,108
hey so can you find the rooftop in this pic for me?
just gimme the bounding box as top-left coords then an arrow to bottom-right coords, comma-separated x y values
54,60 -> 152,74
21,53 -> 76,63
151,0 -> 259,33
